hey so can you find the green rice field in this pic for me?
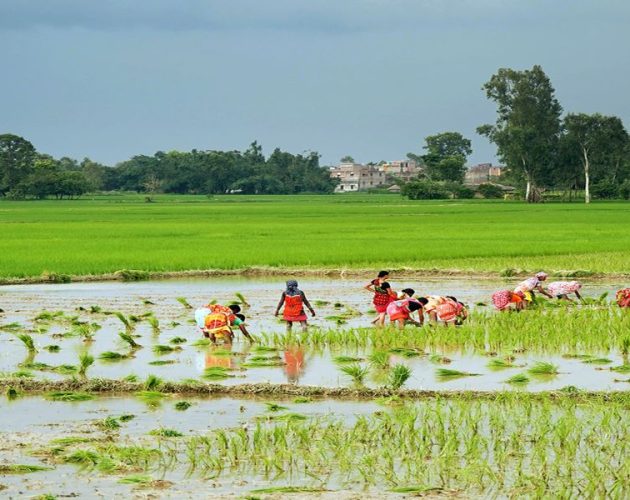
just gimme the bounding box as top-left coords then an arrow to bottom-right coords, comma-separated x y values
2,194 -> 630,280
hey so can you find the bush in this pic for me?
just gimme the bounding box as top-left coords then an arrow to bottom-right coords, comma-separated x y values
477,183 -> 504,199
401,180 -> 451,200
449,184 -> 475,199
591,179 -> 619,199
619,180 -> 630,200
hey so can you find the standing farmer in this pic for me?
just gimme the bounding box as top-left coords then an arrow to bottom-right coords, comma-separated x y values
275,280 -> 316,332
365,271 -> 397,327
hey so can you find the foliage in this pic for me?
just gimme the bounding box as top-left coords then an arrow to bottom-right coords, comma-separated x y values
477,183 -> 504,199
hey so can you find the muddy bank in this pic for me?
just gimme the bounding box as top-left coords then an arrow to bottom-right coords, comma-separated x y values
2,378 -> 629,403
2,266 -> 629,286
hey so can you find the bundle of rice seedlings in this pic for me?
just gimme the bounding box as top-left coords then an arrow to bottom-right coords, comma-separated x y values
119,331 -> 141,349
144,374 -> 163,391
149,428 -> 183,438
0,464 -> 53,474
123,374 -> 139,383
152,345 -> 181,355
169,336 -> 187,344
53,364 -> 78,375
334,355 -> 363,364
174,401 -> 192,411
113,312 -> 134,333
98,416 -> 121,430
429,354 -> 452,364
44,345 -> 60,353
610,364 -> 630,373
98,351 -> 130,361
582,357 -> 613,365
368,350 -> 390,369
146,315 -> 160,334
388,364 -> 412,390
148,360 -> 177,366
16,333 -> 37,353
118,474 -> 152,485
46,391 -> 93,402
487,359 -> 516,369
436,368 -> 480,379
176,297 -> 192,309
202,367 -> 232,380
265,402 -> 288,412
293,397 -> 312,404
505,373 -> 530,384
78,353 -> 94,377
527,361 -> 559,375
6,387 -> 19,400
339,363 -> 369,385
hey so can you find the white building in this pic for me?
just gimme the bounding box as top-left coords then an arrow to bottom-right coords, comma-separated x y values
330,163 -> 386,192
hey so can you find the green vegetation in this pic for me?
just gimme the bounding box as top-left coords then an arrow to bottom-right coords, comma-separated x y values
2,196 -> 630,279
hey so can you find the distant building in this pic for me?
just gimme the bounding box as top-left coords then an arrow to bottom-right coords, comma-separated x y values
330,159 -> 421,192
330,162 -> 386,192
379,159 -> 422,183
465,163 -> 503,185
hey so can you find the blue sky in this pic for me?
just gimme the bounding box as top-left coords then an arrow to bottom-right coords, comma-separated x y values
1,0 -> 628,166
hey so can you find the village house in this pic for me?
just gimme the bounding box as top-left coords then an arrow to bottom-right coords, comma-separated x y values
330,159 -> 421,192
464,163 -> 503,185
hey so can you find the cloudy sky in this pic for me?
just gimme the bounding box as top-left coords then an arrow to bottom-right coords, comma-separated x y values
1,0 -> 628,166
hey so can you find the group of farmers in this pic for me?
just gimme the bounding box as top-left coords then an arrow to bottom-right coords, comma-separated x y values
194,273 -> 630,343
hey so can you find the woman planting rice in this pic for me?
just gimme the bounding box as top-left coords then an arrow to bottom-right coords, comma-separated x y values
386,295 -> 428,330
435,296 -> 468,326
616,288 -> 630,308
514,272 -> 553,306
492,290 -> 525,311
195,303 -> 254,344
275,280 -> 316,332
547,281 -> 583,302
365,271 -> 397,326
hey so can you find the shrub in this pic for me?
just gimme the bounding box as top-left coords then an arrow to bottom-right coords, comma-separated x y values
477,183 -> 504,199
590,179 -> 619,199
618,179 -> 630,200
401,180 -> 451,200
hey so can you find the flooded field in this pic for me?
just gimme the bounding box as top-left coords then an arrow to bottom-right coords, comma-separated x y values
1,277 -> 629,498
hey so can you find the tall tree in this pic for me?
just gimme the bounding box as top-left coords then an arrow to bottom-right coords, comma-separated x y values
563,113 -> 628,203
0,134 -> 37,196
477,65 -> 562,202
417,131 -> 472,183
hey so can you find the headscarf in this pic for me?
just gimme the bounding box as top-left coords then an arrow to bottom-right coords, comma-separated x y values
285,280 -> 301,297
535,272 -> 548,280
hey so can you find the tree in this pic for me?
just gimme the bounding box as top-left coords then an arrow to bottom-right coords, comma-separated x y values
340,155 -> 355,163
563,113 -> 628,203
0,134 -> 37,196
477,65 -> 562,202
409,132 -> 471,183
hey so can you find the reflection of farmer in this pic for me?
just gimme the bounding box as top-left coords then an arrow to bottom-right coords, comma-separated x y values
194,303 -> 254,344
275,280 -> 315,332
205,346 -> 234,370
284,346 -> 305,384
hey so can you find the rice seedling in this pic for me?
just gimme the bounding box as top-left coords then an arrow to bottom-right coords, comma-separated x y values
562,353 -> 593,359
118,474 -> 152,485
191,338 -> 211,347
79,352 -> 94,377
429,353 -> 452,364
169,321 -> 181,328
19,361 -> 52,371
141,298 -> 155,305
144,374 -> 164,391
505,373 -> 530,384
388,364 -> 412,390
265,402 -> 288,412
16,333 -> 37,353
0,464 -> 53,474
621,336 -> 630,356
44,345 -> 60,353
135,391 -> 165,405
89,305 -> 102,314
436,368 -> 480,379
6,387 -> 19,399
293,397 -> 312,403
152,344 -> 182,355
119,331 -> 141,348
0,322 -> 22,331
148,360 -> 177,366
98,351 -> 131,361
250,486 -> 327,494
123,374 -> 139,383
53,364 -> 78,375
313,300 -> 329,306
149,428 -> 183,438
175,401 -> 192,411
527,361 -> 560,375
368,350 -> 390,369
73,322 -> 101,342
169,336 -> 187,344
487,359 -> 517,369
235,292 -> 250,307
610,364 -> 630,373
202,367 -> 232,380
389,347 -> 424,358
333,355 -> 363,363
34,311 -> 65,322
11,369 -> 34,378
119,414 -> 135,422
46,391 -> 93,401
98,416 -> 122,430
146,315 -> 160,334
176,297 -> 192,309
339,363 -> 369,385
581,357 -> 613,365
113,312 -> 134,333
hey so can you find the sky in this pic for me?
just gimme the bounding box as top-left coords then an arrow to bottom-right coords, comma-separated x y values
1,0 -> 629,167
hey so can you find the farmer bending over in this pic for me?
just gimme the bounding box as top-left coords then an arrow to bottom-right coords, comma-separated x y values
195,303 -> 254,344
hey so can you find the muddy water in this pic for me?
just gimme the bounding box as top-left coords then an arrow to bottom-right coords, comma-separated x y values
0,277 -> 628,392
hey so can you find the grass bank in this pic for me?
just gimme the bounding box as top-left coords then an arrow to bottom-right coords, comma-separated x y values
2,194 -> 630,280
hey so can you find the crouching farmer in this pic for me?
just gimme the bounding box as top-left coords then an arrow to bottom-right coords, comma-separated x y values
195,303 -> 254,344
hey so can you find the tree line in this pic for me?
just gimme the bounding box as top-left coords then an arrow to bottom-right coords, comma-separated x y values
402,65 -> 630,202
0,138 -> 337,199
